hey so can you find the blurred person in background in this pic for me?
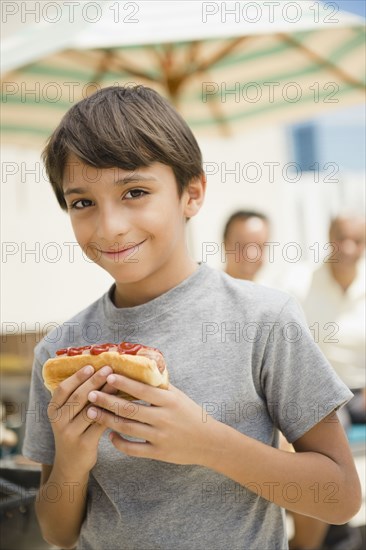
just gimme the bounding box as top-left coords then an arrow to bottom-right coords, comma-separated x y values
222,209 -> 313,293
223,210 -> 270,281
222,210 -> 364,550
224,211 -> 366,423
301,214 -> 366,425
294,214 -> 366,550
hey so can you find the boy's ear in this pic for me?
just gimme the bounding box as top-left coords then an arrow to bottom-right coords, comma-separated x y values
183,173 -> 206,219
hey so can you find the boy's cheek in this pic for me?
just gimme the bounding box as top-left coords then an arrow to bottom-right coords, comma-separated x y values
87,246 -> 104,263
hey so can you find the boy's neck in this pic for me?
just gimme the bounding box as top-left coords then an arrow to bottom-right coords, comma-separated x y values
112,257 -> 199,308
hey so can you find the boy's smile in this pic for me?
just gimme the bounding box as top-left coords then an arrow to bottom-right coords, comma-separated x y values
100,240 -> 147,261
63,154 -> 205,307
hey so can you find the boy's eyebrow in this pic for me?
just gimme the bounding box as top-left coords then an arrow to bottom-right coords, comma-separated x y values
63,173 -> 158,196
116,174 -> 158,185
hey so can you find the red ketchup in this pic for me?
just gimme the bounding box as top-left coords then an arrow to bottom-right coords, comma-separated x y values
117,342 -> 143,355
56,346 -> 91,356
55,342 -> 156,357
90,343 -> 115,355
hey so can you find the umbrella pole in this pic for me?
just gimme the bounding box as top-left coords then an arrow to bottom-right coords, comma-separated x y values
278,33 -> 366,91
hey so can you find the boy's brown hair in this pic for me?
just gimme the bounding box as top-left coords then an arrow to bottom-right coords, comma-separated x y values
42,85 -> 204,211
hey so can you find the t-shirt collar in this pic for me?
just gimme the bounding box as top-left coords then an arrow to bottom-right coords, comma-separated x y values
102,262 -> 210,325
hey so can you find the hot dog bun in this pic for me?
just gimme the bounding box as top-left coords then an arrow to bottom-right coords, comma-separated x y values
42,346 -> 168,400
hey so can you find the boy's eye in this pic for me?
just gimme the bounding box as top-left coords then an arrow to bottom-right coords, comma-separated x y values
70,199 -> 93,210
124,189 -> 147,199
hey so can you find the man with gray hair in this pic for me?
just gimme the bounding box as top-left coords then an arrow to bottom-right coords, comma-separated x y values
302,214 -> 365,422
295,213 -> 365,550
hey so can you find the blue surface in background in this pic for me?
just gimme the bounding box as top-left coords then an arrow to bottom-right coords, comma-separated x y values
290,105 -> 366,172
347,424 -> 366,443
328,0 -> 366,18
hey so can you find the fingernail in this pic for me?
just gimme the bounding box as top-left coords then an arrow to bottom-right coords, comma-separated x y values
100,366 -> 112,376
88,391 -> 97,402
107,374 -> 116,384
84,365 -> 94,375
87,407 -> 97,419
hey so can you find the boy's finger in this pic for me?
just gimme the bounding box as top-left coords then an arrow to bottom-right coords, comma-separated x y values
100,381 -> 119,395
68,384 -> 120,434
106,374 -> 169,407
49,366 -> 113,412
86,391 -> 149,424
82,417 -> 108,440
88,407 -> 153,442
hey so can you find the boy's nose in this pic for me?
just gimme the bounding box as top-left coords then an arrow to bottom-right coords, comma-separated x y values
95,207 -> 131,241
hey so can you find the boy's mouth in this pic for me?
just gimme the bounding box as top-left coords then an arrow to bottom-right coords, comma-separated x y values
100,240 -> 146,260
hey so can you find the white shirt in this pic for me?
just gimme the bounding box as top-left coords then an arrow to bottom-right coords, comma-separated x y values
300,259 -> 365,390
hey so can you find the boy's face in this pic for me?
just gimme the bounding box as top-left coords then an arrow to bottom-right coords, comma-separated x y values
62,154 -> 201,289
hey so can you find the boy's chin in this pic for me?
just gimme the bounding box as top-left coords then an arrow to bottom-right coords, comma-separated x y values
103,265 -> 151,285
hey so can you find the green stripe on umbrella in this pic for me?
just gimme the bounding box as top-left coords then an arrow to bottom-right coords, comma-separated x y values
1,5 -> 365,149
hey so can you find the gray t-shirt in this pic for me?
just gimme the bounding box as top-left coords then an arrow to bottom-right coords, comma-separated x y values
23,264 -> 353,550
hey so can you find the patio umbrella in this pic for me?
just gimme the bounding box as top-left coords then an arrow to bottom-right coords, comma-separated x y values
1,0 -> 365,149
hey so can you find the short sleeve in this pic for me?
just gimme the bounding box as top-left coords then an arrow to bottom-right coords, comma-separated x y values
22,354 -> 55,464
261,297 -> 354,443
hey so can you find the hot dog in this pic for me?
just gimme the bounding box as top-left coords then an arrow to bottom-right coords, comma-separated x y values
42,342 -> 169,400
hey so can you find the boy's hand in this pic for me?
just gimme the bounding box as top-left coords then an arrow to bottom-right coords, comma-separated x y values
48,366 -> 118,477
86,374 -> 219,465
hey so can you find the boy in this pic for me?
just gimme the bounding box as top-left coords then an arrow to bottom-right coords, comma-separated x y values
23,86 -> 361,550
